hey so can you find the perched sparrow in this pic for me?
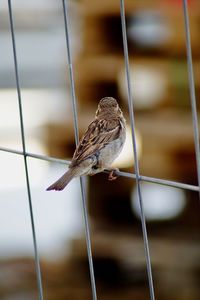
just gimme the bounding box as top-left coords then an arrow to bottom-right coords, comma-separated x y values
47,97 -> 126,191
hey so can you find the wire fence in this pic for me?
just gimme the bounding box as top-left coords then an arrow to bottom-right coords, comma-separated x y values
1,0 -> 199,299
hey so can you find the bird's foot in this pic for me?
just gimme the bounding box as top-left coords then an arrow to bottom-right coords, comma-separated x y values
107,168 -> 119,181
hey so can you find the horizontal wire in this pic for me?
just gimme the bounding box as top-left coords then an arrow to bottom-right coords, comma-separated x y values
0,146 -> 70,164
139,174 -> 199,192
0,146 -> 198,192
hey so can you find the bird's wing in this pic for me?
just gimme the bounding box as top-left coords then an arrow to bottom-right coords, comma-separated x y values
71,117 -> 122,166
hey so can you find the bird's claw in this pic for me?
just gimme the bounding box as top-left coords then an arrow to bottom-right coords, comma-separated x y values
108,168 -> 119,181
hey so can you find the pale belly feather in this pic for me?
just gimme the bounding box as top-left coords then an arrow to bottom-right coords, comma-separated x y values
89,131 -> 126,175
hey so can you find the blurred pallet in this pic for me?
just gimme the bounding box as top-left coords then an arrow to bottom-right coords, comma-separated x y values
74,54 -> 200,110
75,0 -> 200,112
1,235 -> 199,300
75,55 -> 200,83
70,234 -> 200,299
80,0 -> 200,17
71,233 -> 200,266
80,0 -> 200,55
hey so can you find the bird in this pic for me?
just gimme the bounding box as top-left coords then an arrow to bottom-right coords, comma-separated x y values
46,97 -> 126,191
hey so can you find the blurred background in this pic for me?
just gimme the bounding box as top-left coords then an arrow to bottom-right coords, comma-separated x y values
0,0 -> 200,299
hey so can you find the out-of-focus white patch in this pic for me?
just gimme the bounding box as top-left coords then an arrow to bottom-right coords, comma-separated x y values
118,65 -> 168,109
131,182 -> 186,221
127,10 -> 171,47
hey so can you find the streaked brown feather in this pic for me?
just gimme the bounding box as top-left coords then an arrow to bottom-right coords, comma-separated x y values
70,117 -> 122,166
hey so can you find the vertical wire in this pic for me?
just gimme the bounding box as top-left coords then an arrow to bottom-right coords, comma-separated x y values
120,1 -> 155,300
62,1 -> 97,299
182,0 -> 200,199
62,0 -> 79,145
7,1 -> 43,299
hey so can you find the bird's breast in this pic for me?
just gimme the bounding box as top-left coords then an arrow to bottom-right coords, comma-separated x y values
97,130 -> 126,169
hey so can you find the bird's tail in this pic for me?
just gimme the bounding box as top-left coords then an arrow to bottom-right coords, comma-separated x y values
46,168 -> 76,191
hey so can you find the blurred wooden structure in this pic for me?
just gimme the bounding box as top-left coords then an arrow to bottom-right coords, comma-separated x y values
0,0 -> 200,298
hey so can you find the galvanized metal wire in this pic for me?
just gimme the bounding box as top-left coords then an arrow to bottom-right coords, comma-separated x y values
1,0 -> 198,299
182,0 -> 200,199
0,145 -> 199,192
120,1 -> 155,299
7,0 -> 43,299
62,1 -> 97,299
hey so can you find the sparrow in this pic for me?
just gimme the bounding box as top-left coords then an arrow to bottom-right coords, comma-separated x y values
46,97 -> 126,191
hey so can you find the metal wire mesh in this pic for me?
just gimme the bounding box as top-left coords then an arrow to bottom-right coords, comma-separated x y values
1,0 -> 199,299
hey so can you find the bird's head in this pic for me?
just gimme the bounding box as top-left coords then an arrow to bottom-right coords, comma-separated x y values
96,97 -> 121,117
